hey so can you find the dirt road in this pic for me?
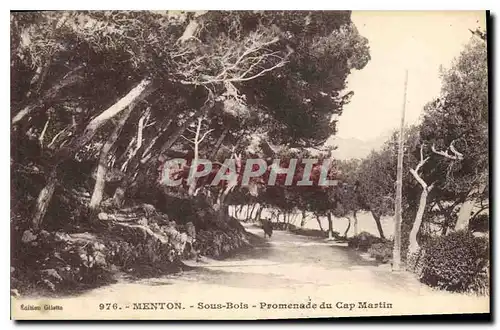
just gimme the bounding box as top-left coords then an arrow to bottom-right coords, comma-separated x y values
12,224 -> 489,320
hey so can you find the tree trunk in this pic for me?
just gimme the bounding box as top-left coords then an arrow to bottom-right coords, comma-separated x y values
235,205 -> 242,218
456,198 -> 475,231
255,205 -> 264,222
244,205 -> 251,221
30,78 -> 153,229
215,184 -> 234,223
178,19 -> 201,43
252,204 -> 261,221
454,182 -> 486,231
327,213 -> 334,239
316,215 -> 324,232
371,211 -> 386,239
188,118 -> 203,196
438,200 -> 460,236
353,211 -> 359,236
209,128 -> 229,159
12,65 -> 85,125
343,217 -> 351,238
89,102 -> 136,210
32,168 -> 58,231
247,204 -> 256,222
300,210 -> 307,228
158,99 -> 214,156
56,79 -> 153,163
408,187 -> 432,254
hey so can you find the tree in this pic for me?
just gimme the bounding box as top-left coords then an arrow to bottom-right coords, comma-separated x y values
406,144 -> 435,270
12,11 -> 371,232
356,148 -> 396,239
420,33 -> 488,232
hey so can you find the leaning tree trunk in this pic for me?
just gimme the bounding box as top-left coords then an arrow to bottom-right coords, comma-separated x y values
209,128 -> 229,160
406,185 -> 434,273
31,78 -> 153,230
59,79 -> 153,160
12,65 -> 85,125
408,186 -> 433,256
316,215 -> 324,232
31,168 -> 58,231
89,103 -> 137,211
371,211 -> 386,239
343,217 -> 351,238
327,213 -> 334,239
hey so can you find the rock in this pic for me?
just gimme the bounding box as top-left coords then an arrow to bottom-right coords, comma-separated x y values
42,279 -> 56,291
41,269 -> 63,282
10,267 -> 15,273
10,289 -> 20,297
21,230 -> 37,243
98,212 -> 109,221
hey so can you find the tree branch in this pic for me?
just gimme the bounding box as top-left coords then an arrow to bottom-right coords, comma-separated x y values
38,113 -> 51,148
432,139 -> 464,160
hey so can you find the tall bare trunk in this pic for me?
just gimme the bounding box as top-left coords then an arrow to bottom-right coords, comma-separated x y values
393,70 -> 408,272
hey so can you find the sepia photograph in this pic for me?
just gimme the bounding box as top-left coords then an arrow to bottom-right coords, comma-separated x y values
10,10 -> 490,320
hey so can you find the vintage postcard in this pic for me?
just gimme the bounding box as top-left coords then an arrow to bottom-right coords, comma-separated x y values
10,10 -> 490,320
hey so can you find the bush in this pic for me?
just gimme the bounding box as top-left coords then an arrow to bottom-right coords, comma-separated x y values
368,242 -> 393,263
420,230 -> 489,294
348,232 -> 383,252
469,214 -> 489,233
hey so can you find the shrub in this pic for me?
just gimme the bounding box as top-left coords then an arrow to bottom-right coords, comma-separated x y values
368,242 -> 393,263
420,230 -> 489,294
469,214 -> 489,233
348,231 -> 383,252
